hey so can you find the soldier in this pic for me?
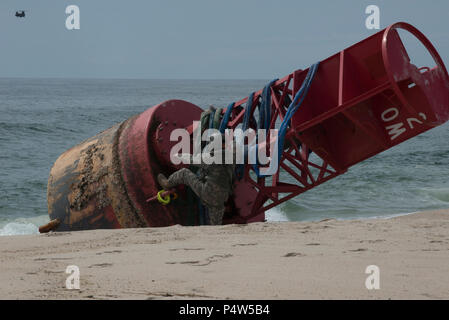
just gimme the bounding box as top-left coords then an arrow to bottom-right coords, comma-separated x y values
157,133 -> 235,225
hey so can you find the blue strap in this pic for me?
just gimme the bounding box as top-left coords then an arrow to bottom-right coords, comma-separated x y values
198,200 -> 207,225
236,93 -> 255,179
208,108 -> 216,130
242,92 -> 255,131
259,79 -> 277,133
253,62 -> 320,178
219,102 -> 235,133
277,62 -> 319,160
199,203 -> 210,225
233,63 -> 319,180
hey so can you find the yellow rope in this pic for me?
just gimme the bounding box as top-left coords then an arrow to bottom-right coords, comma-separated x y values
157,190 -> 178,205
157,190 -> 171,205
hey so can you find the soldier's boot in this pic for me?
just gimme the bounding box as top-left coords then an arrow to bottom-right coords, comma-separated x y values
157,174 -> 170,190
208,206 -> 225,225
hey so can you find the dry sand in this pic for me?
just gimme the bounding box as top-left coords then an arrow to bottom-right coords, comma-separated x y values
0,209 -> 448,300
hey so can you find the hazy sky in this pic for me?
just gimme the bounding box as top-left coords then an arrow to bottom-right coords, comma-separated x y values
1,0 -> 449,79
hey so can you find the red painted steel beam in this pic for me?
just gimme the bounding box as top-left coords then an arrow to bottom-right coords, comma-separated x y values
213,22 -> 449,220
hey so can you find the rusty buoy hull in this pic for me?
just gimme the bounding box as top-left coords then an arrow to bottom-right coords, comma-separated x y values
47,100 -> 210,231
47,121 -> 146,230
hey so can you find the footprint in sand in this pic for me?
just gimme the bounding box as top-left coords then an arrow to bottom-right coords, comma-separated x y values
166,254 -> 232,266
232,243 -> 257,247
88,263 -> 113,268
45,232 -> 71,237
347,248 -> 368,252
34,257 -> 73,261
168,248 -> 205,251
96,250 -> 122,255
283,252 -> 305,257
359,239 -> 385,244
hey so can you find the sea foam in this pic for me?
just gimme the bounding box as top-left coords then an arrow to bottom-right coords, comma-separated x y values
0,215 -> 49,236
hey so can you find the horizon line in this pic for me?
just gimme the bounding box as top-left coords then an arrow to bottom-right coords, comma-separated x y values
0,76 -> 271,81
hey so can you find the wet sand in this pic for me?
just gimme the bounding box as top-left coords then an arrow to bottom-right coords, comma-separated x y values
0,209 -> 448,299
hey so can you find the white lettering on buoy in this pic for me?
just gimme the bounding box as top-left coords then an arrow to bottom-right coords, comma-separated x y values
407,112 -> 427,129
385,123 -> 406,140
381,108 -> 399,122
381,107 -> 427,140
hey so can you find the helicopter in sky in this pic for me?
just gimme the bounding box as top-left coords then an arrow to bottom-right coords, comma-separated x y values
15,11 -> 26,18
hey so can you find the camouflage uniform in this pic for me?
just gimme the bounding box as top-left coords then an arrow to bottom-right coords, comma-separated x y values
164,161 -> 235,225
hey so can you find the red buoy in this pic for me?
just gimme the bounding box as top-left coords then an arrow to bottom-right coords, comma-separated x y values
47,22 -> 449,231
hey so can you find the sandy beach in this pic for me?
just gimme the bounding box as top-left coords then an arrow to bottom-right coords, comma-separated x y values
0,209 -> 448,300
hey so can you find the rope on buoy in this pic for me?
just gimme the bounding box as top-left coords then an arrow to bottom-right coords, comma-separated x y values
157,190 -> 171,205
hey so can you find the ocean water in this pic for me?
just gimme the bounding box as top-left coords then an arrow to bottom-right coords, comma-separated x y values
1,78 -> 449,235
